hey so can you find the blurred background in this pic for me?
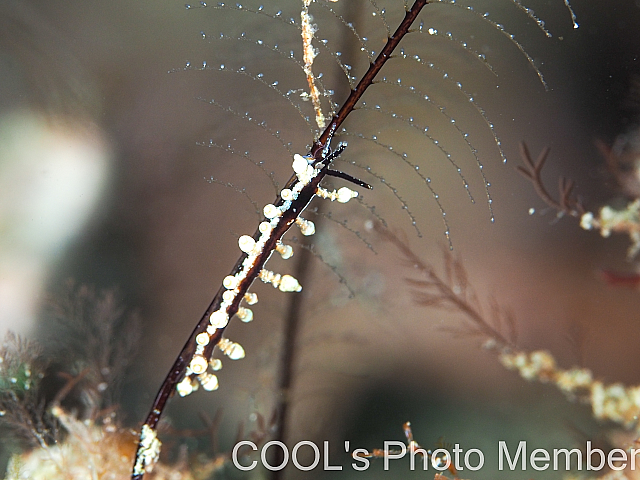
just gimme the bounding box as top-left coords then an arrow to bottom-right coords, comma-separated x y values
1,0 -> 640,478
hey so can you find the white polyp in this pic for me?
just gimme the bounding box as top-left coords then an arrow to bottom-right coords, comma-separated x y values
302,165 -> 315,182
219,339 -> 246,360
195,332 -> 210,346
210,358 -> 222,370
281,188 -> 294,200
237,307 -> 253,322
279,274 -> 302,292
223,275 -> 238,289
177,376 -> 194,397
263,203 -> 280,219
259,268 -> 302,291
199,373 -> 219,391
276,242 -> 294,259
316,187 -> 330,199
292,154 -> 309,175
238,235 -> 256,254
580,212 -> 594,230
227,344 -> 245,360
317,186 -> 358,203
296,217 -> 315,236
337,186 -> 358,203
190,355 -> 208,375
259,221 -> 272,234
209,309 -> 229,328
222,290 -> 235,303
244,292 -> 258,305
134,425 -> 162,475
259,269 -> 279,287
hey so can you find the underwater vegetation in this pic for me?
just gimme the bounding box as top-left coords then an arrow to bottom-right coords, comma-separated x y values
2,0 -> 640,479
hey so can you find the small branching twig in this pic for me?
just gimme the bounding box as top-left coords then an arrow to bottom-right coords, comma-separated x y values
158,409 -> 273,479
517,142 -> 584,218
375,223 -> 517,350
519,141 -> 640,258
359,422 -> 466,479
0,332 -> 57,450
45,280 -> 142,416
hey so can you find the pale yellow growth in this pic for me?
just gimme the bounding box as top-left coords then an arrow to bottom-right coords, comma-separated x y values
218,338 -> 245,360
296,217 -> 315,236
135,424 -> 162,475
259,269 -> 303,292
580,199 -> 640,258
292,154 -> 310,176
198,372 -> 219,391
280,274 -> 302,292
276,241 -> 294,259
238,235 -> 256,254
209,309 -> 229,329
189,355 -> 208,375
280,188 -> 295,201
301,0 -> 326,130
259,221 -> 272,234
177,376 -> 195,397
263,203 -> 280,219
237,306 -> 253,322
291,154 -> 320,186
500,349 -> 640,431
195,332 -> 210,346
222,275 -> 238,289
244,292 -> 258,305
5,406 -> 191,480
317,186 -> 359,203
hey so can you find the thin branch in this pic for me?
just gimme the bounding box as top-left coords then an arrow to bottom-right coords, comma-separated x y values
517,141 -> 584,217
375,223 -> 517,350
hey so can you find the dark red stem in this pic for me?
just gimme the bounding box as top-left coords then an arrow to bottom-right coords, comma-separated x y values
131,2 -> 427,478
311,0 -> 428,159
